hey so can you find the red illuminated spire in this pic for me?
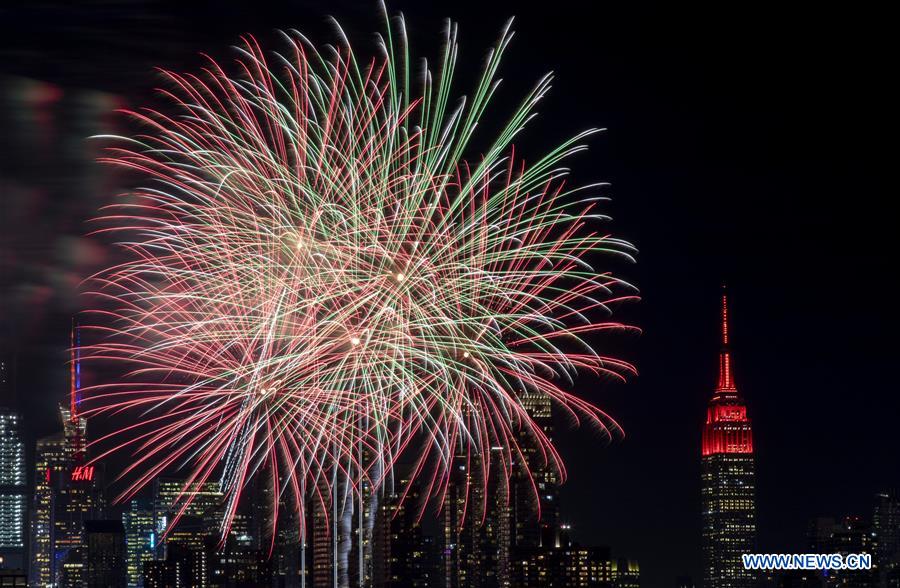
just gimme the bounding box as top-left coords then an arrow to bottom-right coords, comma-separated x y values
703,287 -> 753,456
70,319 -> 77,421
67,318 -> 86,463
716,285 -> 736,392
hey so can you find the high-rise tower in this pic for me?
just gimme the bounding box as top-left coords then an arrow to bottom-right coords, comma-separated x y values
29,322 -> 104,586
701,289 -> 757,588
1,356 -> 27,570
0,408 -> 26,570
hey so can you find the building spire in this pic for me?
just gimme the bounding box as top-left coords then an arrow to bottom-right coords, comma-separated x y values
68,317 -> 87,463
70,317 -> 81,421
717,285 -> 736,392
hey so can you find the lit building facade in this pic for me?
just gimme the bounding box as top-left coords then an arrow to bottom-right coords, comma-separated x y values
440,389 -> 563,588
510,535 -> 618,588
142,559 -> 180,588
30,330 -> 104,587
152,477 -> 223,556
515,390 -> 559,550
30,423 -> 104,586
307,468 -> 378,588
874,492 -> 900,588
612,558 -> 641,588
124,500 -> 155,588
373,478 -> 438,587
831,516 -> 877,588
701,291 -> 757,588
30,432 -> 68,586
207,534 -> 273,587
29,405 -> 103,587
0,406 -> 27,570
442,448 -> 513,588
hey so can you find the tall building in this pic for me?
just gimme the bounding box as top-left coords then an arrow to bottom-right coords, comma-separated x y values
152,477 -> 223,556
124,499 -> 155,588
809,517 -> 838,554
65,323 -> 87,463
441,389 -> 561,588
308,471 -> 375,588
207,534 -> 273,587
142,559 -> 180,588
442,449 -> 505,588
807,515 -> 878,588
374,478 -> 438,587
310,475 -> 335,588
83,520 -> 127,588
30,431 -> 68,586
29,405 -> 104,587
0,407 -> 27,570
510,531 -> 616,588
514,390 -> 559,550
612,558 -> 641,588
0,356 -> 27,571
874,492 -> 900,588
29,327 -> 104,588
822,516 -> 877,588
701,290 -> 757,588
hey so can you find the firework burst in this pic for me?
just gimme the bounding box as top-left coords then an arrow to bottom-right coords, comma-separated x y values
81,8 -> 637,544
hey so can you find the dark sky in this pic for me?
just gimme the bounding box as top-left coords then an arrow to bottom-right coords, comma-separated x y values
1,2 -> 897,587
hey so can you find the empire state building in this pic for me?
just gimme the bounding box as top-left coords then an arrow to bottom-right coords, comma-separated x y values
701,290 -> 756,588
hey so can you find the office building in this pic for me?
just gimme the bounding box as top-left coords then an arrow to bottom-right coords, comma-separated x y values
875,492 -> 900,588
0,407 -> 26,570
124,499 -> 156,588
83,519 -> 127,588
701,290 -> 757,588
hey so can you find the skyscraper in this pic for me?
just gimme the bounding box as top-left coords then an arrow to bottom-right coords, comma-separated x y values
373,478 -> 436,587
29,328 -> 104,587
702,289 -> 757,588
440,388 -> 561,588
83,520 -> 127,588
442,448 -> 508,588
30,405 -> 104,587
612,558 -> 641,588
0,380 -> 26,572
0,357 -> 27,570
308,470 -> 376,588
874,492 -> 900,588
30,431 -> 68,586
152,477 -> 223,558
0,408 -> 26,571
510,527 -> 617,588
124,499 -> 155,588
515,390 -> 559,550
831,516 -> 877,588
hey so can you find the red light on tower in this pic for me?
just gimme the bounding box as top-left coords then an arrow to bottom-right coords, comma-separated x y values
701,287 -> 757,588
70,319 -> 77,420
701,287 -> 754,456
68,318 -> 86,464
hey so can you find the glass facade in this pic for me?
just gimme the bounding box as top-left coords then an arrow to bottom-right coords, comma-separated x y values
0,406 -> 27,569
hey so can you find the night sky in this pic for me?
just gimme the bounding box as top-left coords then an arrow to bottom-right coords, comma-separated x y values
1,2 -> 897,587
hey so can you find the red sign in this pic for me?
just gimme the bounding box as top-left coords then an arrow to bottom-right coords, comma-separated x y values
71,465 -> 95,482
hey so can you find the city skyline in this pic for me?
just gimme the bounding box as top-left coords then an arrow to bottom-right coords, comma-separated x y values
2,1 -> 899,587
3,295 -> 897,588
